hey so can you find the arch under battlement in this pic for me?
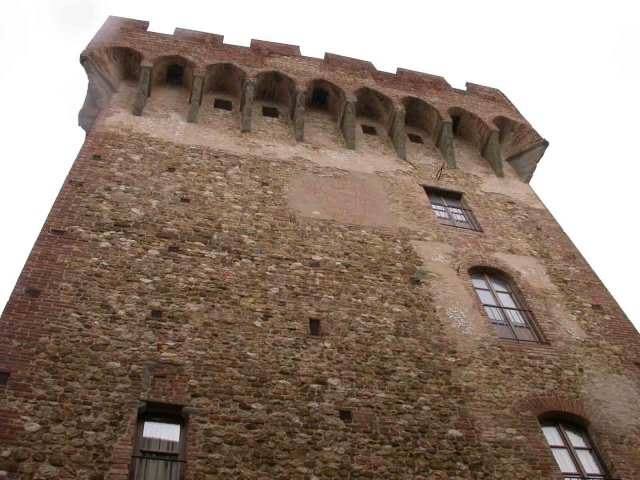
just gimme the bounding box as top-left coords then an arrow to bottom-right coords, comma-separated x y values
79,46 -> 144,131
448,107 -> 491,151
84,46 -> 144,86
255,70 -> 297,114
402,96 -> 453,164
305,78 -> 346,123
151,55 -> 196,90
449,107 -> 503,176
204,63 -> 247,100
493,115 -> 549,183
355,87 -> 395,134
195,63 -> 249,127
403,96 -> 442,141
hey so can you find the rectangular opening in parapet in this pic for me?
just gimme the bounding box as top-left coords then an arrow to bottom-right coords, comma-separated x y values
361,124 -> 377,135
311,88 -> 329,110
0,372 -> 9,385
339,410 -> 352,424
214,98 -> 233,111
150,309 -> 163,319
309,319 -> 321,336
408,133 -> 424,144
262,106 -> 280,118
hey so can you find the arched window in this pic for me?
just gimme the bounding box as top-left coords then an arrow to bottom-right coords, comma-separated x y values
541,420 -> 607,479
470,271 -> 543,343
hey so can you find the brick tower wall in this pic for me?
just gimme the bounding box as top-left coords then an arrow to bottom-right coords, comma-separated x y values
1,16 -> 639,480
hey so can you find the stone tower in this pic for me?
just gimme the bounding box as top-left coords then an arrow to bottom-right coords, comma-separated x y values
1,16 -> 639,480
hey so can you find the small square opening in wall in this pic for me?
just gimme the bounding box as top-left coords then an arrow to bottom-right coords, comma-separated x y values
25,288 -> 41,299
361,124 -> 377,135
309,319 -> 321,336
168,245 -> 179,253
167,166 -> 177,173
50,228 -> 66,236
92,154 -> 102,161
408,133 -> 424,144
0,372 -> 10,385
339,410 -> 352,424
214,98 -> 233,111
150,309 -> 163,319
180,197 -> 191,204
262,106 -> 279,118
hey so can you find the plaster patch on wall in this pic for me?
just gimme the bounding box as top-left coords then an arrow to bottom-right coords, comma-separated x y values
411,240 -> 455,265
479,175 -> 545,209
492,253 -> 557,292
288,172 -> 398,229
411,240 -> 485,339
583,371 -> 640,431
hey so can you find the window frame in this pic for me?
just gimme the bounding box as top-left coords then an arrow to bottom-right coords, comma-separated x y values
424,187 -> 482,232
130,402 -> 188,480
470,271 -> 544,344
540,419 -> 608,479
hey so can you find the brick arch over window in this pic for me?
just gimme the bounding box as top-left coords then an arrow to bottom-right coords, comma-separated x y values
151,55 -> 196,90
255,70 -> 297,113
79,46 -> 144,131
519,396 -> 599,422
204,63 -> 247,100
468,266 -> 544,343
306,78 -> 346,123
494,115 -> 549,182
355,87 -> 395,133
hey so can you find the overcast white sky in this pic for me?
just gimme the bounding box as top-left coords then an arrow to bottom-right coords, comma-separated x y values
0,1 -> 638,331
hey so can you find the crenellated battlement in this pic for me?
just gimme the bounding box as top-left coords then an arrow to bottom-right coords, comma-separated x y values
80,16 -> 548,182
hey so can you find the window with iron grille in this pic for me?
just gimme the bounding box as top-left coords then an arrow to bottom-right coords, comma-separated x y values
130,402 -> 187,480
471,271 -> 543,343
541,420 -> 608,479
424,187 -> 481,231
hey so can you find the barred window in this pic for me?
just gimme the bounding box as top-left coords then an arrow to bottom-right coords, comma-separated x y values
130,403 -> 187,480
471,271 -> 543,343
424,187 -> 481,231
541,421 -> 607,479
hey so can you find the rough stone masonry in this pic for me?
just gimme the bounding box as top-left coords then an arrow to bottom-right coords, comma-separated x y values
0,15 -> 639,480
